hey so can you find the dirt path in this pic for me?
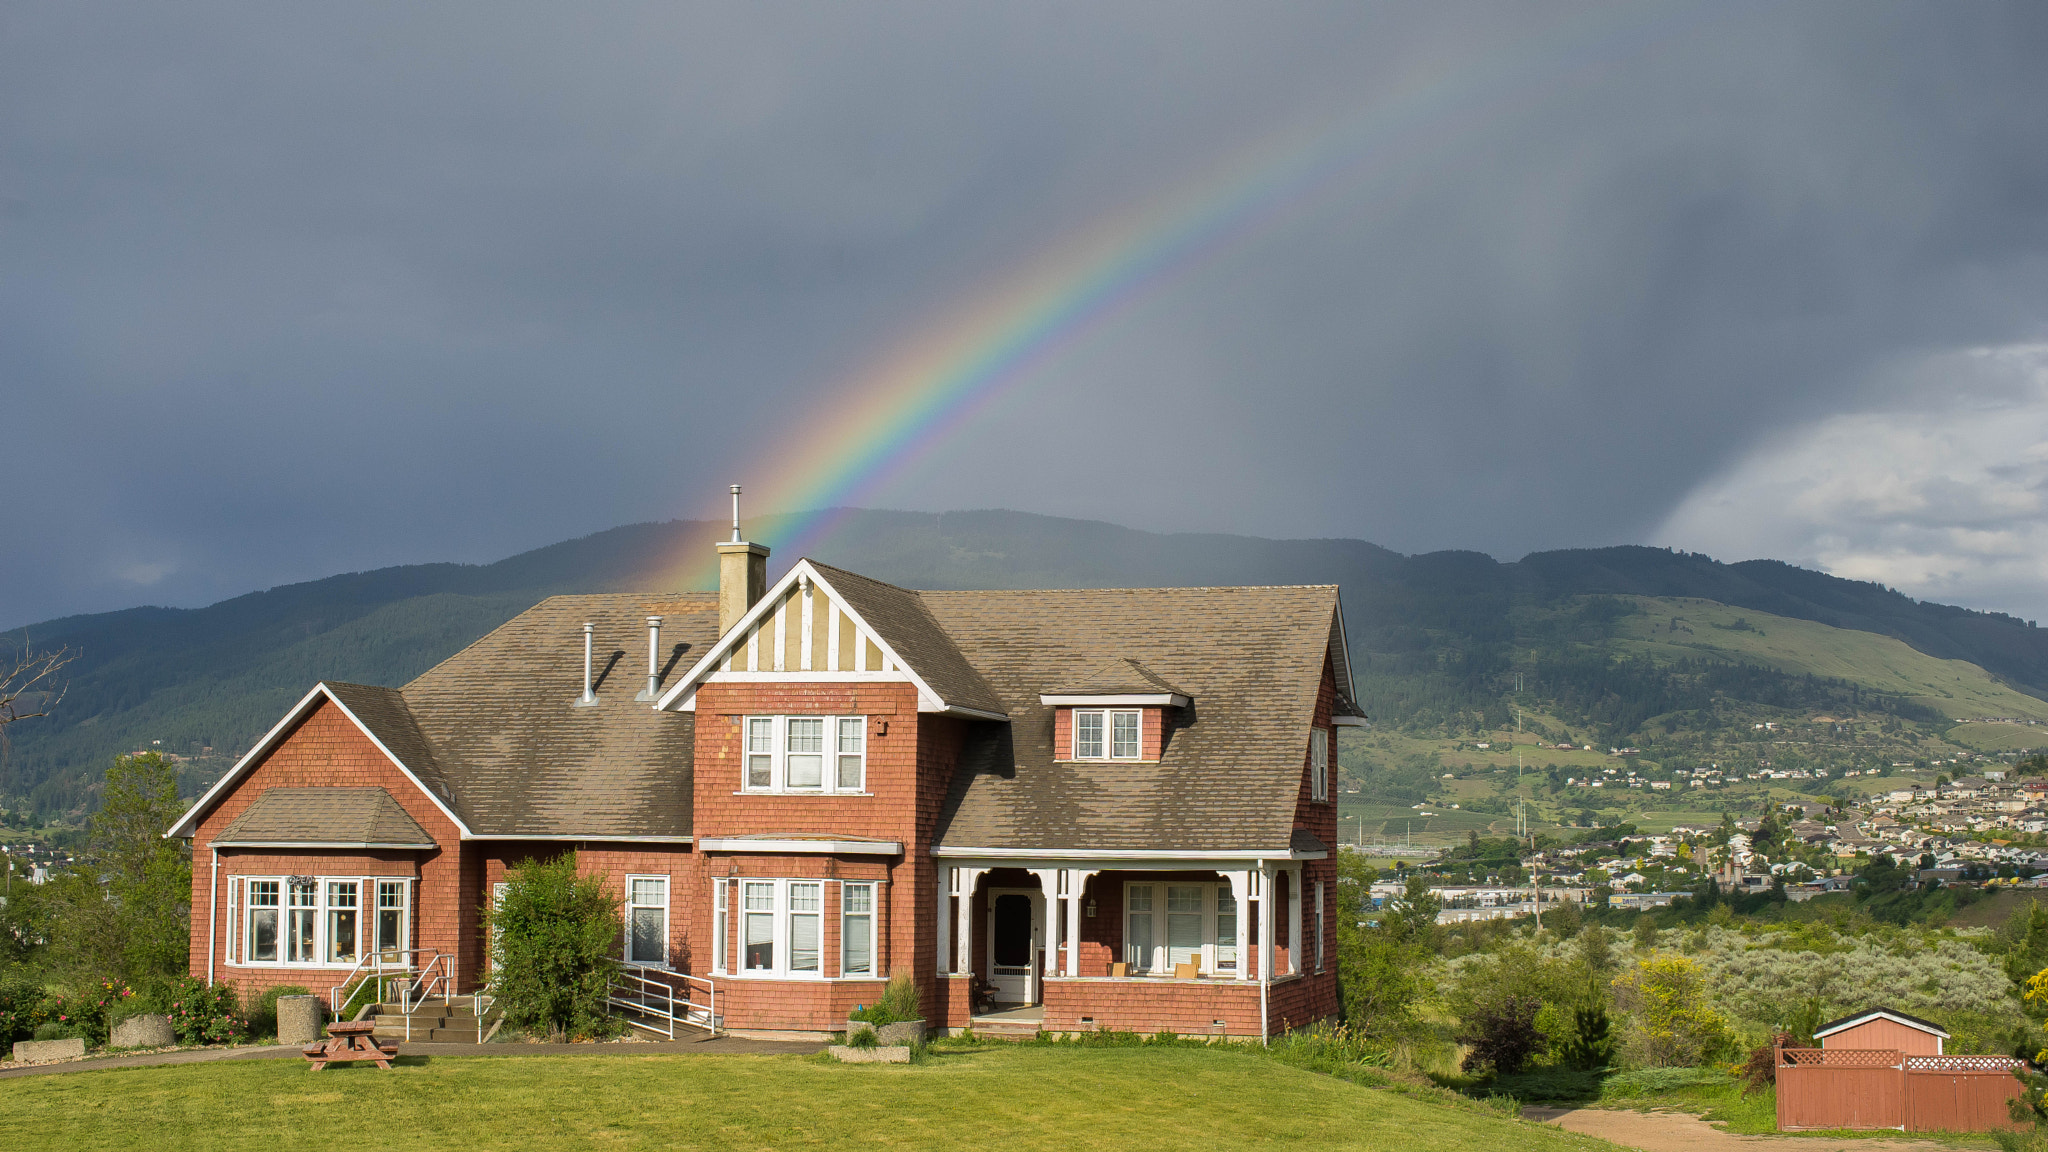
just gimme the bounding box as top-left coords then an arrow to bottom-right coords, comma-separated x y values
1521,1107 -> 1980,1152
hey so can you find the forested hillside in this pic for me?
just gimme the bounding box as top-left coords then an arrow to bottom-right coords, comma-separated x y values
7,509 -> 2048,817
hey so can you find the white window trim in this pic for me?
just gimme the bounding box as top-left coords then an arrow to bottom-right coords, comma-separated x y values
230,874 -> 409,969
624,873 -> 671,967
741,715 -> 869,794
1122,881 -> 1238,975
841,881 -> 876,978
375,878 -> 413,959
1072,708 -> 1143,761
1310,728 -> 1330,802
725,877 -> 886,981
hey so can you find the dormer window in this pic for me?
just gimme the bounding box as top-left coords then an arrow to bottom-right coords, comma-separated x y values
1074,709 -> 1142,760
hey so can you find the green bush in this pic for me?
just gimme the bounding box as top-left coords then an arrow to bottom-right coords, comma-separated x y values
846,1027 -> 879,1048
850,973 -> 922,1025
163,976 -> 248,1045
490,853 -> 621,1042
0,972 -> 49,1044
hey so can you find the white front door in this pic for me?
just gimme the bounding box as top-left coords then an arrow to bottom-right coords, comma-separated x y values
985,888 -> 1042,1005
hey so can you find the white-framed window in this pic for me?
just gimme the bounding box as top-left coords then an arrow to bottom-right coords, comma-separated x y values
234,875 -> 408,968
1310,727 -> 1330,802
741,715 -> 868,793
842,882 -> 875,977
625,875 -> 670,965
728,878 -> 880,979
1314,880 -> 1326,972
713,879 -> 729,974
1124,881 -> 1238,975
1073,709 -> 1141,760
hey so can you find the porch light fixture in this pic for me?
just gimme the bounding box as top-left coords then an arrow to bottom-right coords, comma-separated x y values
1084,899 -> 1096,917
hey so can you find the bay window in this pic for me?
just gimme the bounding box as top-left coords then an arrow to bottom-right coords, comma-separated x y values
626,875 -> 669,965
1074,709 -> 1141,760
721,877 -> 884,979
741,715 -> 868,793
232,875 -> 411,968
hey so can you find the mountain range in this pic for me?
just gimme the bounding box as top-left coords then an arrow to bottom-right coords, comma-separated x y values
7,508 -> 2047,814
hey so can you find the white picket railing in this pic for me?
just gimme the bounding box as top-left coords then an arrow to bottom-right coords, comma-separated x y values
608,966 -> 717,1038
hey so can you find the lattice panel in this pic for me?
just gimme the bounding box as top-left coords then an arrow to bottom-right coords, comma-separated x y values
1779,1047 -> 1904,1067
1907,1056 -> 2022,1073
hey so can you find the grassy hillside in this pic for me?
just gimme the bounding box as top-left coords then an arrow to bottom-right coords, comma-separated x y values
1611,596 -> 2048,721
8,507 -> 2048,818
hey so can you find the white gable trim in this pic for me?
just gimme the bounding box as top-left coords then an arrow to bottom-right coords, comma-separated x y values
1039,693 -> 1190,707
654,559 -> 981,718
165,682 -> 473,840
1813,1009 -> 1950,1040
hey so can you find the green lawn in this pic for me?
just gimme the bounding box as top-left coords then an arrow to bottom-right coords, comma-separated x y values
2,1046 -> 1620,1152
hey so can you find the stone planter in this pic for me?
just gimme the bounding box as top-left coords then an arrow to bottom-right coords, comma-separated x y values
11,1037 -> 85,1063
846,1018 -> 925,1047
829,1044 -> 911,1064
111,1013 -> 175,1048
276,995 -> 324,1046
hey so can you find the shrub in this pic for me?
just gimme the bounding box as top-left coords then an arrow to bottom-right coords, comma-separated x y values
163,976 -> 248,1045
1612,955 -> 1733,1067
491,853 -> 621,1041
1738,1034 -> 1786,1095
846,1026 -> 879,1048
0,972 -> 48,1044
850,973 -> 922,1025
1459,994 -> 1547,1076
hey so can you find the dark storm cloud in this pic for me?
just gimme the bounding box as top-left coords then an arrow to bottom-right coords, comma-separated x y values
7,2 -> 2048,628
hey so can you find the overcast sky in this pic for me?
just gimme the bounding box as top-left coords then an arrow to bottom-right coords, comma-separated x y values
8,2 -> 2048,631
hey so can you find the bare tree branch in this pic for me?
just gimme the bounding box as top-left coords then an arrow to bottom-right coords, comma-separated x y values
0,638 -> 77,728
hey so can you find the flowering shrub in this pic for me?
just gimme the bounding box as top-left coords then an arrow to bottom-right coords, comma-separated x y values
1612,955 -> 1734,1067
0,973 -> 51,1044
164,977 -> 249,1045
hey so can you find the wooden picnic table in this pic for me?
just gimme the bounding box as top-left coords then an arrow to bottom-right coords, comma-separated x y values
303,1020 -> 399,1071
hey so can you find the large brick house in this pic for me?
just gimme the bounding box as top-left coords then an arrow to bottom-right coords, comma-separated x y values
169,526 -> 1365,1038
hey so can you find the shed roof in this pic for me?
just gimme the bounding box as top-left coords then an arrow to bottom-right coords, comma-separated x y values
1813,1007 -> 1951,1040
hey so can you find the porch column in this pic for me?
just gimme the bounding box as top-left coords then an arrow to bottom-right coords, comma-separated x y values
1287,866 -> 1303,975
1028,869 -> 1061,981
954,867 -> 987,974
936,867 -> 951,974
1227,870 -> 1253,980
1064,870 -> 1098,977
1258,863 -> 1275,983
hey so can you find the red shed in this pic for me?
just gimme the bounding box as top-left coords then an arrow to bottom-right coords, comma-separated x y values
1813,1008 -> 1949,1056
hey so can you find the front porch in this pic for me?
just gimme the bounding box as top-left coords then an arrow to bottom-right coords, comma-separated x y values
935,855 -> 1330,1038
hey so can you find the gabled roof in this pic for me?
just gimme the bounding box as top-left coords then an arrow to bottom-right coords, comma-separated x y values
401,592 -> 716,840
655,559 -> 1006,718
1814,1007 -> 1951,1040
213,787 -> 437,849
168,681 -> 469,840
924,584 -> 1349,854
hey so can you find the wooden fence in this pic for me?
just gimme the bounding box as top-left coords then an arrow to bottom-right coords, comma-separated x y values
1777,1047 -> 2026,1132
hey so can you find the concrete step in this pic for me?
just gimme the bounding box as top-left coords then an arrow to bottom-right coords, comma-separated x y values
372,1025 -> 494,1042
968,1018 -> 1044,1038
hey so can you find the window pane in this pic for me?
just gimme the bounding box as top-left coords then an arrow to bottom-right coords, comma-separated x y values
836,755 -> 862,790
747,754 -> 772,788
630,877 -> 666,906
1167,885 -> 1203,913
1112,711 -> 1140,758
838,717 -> 864,753
251,909 -> 279,962
1075,711 -> 1104,758
1126,908 -> 1153,970
843,883 -> 873,976
787,754 -> 822,788
744,882 -> 775,910
787,717 -> 824,752
1127,885 -> 1152,912
1217,887 -> 1238,967
744,914 -> 775,969
327,909 -> 357,962
789,882 -> 821,912
747,717 -> 774,752
790,914 -> 820,971
631,907 -> 665,963
287,908 -> 316,964
327,881 -> 358,908
249,881 -> 279,906
843,915 -> 871,975
1167,913 -> 1203,968
377,908 -> 403,954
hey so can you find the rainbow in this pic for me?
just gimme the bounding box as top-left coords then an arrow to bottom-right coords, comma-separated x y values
658,4 -> 1705,588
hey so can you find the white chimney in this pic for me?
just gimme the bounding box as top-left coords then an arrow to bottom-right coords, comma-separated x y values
637,615 -> 664,701
575,622 -> 598,707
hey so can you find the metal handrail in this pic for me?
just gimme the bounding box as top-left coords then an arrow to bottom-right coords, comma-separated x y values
329,948 -> 421,1014
400,952 -> 452,1043
608,965 -> 718,1038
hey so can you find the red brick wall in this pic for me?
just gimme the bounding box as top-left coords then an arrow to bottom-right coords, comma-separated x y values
1043,978 -> 1263,1037
187,697 -> 465,1003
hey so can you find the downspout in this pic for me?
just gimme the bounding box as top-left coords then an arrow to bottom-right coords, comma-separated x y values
207,848 -> 220,987
1258,859 -> 1269,1047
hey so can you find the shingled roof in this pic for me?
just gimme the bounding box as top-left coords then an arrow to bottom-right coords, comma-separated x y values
806,562 -> 1007,716
1045,657 -> 1191,699
399,592 -> 718,839
922,584 -> 1347,853
214,787 -> 437,848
